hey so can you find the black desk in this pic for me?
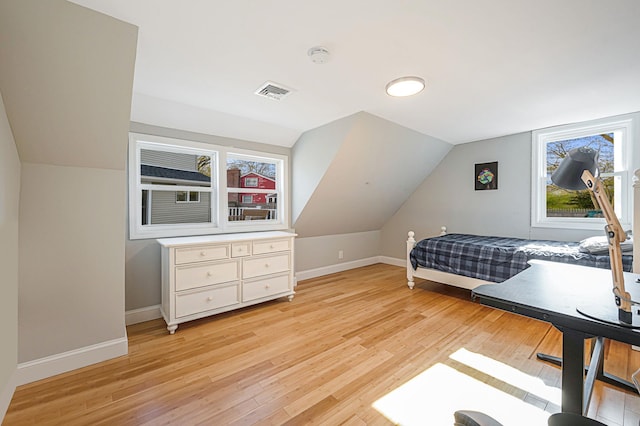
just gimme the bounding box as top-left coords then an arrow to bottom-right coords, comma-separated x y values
472,260 -> 640,415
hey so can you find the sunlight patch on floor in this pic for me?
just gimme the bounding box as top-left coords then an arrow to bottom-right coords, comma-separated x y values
450,348 -> 561,406
373,362 -> 551,425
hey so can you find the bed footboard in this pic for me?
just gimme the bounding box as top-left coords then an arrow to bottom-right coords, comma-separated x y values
407,227 -> 490,290
407,227 -> 447,289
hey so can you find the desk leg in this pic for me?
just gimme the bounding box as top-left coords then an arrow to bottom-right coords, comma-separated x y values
583,337 -> 605,414
537,339 -> 637,394
562,329 -> 585,415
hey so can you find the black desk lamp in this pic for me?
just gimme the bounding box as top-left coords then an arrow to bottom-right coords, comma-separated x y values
551,147 -> 635,326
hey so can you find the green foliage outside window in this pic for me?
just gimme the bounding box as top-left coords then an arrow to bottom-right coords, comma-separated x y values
546,133 -> 614,218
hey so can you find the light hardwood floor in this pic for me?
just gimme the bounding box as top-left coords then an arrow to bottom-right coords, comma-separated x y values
4,264 -> 640,425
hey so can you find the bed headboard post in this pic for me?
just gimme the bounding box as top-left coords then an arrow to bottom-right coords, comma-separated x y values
633,169 -> 640,273
407,231 -> 416,289
440,226 -> 447,235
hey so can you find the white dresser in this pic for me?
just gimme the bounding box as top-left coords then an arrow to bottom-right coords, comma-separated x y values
157,231 -> 296,334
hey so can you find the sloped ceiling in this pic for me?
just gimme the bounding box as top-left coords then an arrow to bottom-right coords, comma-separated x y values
0,0 -> 137,170
293,112 -> 452,237
291,116 -> 354,223
67,0 -> 640,147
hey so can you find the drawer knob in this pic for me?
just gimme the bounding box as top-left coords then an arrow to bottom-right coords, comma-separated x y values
207,297 -> 213,302
265,263 -> 270,268
207,271 -> 212,277
238,247 -> 243,251
270,245 -> 274,249
265,284 -> 270,289
200,251 -> 206,256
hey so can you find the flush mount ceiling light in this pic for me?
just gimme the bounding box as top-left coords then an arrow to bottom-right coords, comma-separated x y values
385,76 -> 425,97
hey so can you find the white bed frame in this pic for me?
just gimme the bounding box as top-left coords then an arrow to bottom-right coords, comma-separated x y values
408,169 -> 640,290
406,227 -> 491,290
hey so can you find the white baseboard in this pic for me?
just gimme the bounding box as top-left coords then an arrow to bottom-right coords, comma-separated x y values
378,256 -> 405,268
0,369 -> 17,422
126,304 -> 162,325
16,337 -> 128,386
296,256 -> 384,282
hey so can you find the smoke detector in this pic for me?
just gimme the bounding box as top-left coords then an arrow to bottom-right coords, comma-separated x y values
254,81 -> 295,101
308,46 -> 330,64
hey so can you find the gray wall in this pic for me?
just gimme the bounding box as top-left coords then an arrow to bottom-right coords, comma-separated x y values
19,164 -> 128,360
381,131 -> 532,258
380,117 -> 640,260
0,0 -> 137,365
291,115 -> 351,223
293,112 -> 451,237
129,110 -> 640,307
0,91 -> 20,418
295,231 -> 381,273
292,112 -> 451,273
125,122 -> 291,311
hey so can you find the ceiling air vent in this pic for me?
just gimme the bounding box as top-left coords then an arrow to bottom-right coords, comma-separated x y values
254,81 -> 294,101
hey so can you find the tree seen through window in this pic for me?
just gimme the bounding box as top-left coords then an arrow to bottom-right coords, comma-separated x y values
546,133 -> 614,218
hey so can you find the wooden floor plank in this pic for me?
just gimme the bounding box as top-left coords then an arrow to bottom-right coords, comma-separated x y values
4,264 -> 640,425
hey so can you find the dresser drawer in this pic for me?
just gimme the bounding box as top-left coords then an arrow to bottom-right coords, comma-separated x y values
243,274 -> 291,302
243,253 -> 290,279
252,239 -> 291,255
175,260 -> 239,291
175,244 -> 230,264
231,242 -> 251,257
175,283 -> 240,318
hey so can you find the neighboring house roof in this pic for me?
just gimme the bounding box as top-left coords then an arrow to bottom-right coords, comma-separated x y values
241,172 -> 275,182
141,164 -> 210,184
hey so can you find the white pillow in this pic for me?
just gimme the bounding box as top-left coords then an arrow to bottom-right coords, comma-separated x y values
579,233 -> 633,255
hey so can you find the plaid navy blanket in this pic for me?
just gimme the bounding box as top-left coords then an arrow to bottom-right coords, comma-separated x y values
410,233 -> 633,283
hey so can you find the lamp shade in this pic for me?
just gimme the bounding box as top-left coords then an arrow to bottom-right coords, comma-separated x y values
550,147 -> 599,190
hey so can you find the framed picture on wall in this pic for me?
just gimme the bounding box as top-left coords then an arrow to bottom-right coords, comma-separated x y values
475,161 -> 498,190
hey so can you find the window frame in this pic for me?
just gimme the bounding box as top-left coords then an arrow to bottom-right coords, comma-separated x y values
224,149 -> 287,229
531,118 -> 633,231
128,133 -> 289,240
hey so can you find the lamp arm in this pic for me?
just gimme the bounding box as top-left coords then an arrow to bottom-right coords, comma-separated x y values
581,170 -> 632,321
581,171 -> 625,241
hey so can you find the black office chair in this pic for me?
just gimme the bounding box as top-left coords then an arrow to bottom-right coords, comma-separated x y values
454,410 -> 607,426
453,410 -> 503,426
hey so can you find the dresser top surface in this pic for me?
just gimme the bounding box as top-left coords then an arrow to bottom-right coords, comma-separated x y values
157,231 -> 296,247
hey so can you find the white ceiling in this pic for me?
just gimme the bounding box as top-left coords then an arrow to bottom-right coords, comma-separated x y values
69,0 -> 640,147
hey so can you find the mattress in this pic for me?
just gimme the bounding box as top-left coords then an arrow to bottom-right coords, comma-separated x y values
410,233 -> 633,283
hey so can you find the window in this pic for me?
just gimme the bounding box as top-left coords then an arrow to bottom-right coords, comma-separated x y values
244,177 -> 258,187
531,118 -> 632,230
129,133 -> 289,239
226,152 -> 283,223
176,191 -> 200,203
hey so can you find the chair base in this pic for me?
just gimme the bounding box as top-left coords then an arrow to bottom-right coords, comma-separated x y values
547,412 -> 606,426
